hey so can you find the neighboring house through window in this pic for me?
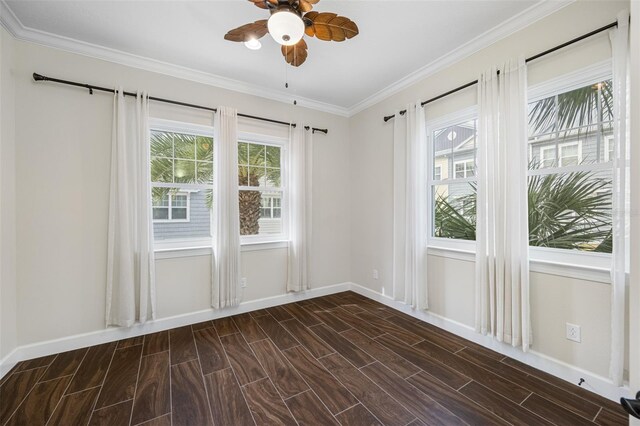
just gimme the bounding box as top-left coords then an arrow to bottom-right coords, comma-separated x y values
149,119 -> 214,245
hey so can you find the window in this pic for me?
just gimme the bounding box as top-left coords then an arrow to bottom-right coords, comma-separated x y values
260,195 -> 282,218
150,120 -> 214,243
434,166 -> 442,181
539,145 -> 556,168
153,192 -> 190,222
238,137 -> 286,240
604,136 -> 614,162
558,141 -> 582,167
528,76 -> 613,253
429,113 -> 477,242
454,159 -> 475,179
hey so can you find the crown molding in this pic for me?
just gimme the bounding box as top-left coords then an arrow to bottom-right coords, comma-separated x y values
0,0 -> 350,117
347,0 -> 575,116
1,0 -> 574,118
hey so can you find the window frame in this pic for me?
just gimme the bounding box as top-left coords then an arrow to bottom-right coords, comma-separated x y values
425,61 -> 614,280
149,118 -> 215,251
237,131 -> 289,245
527,62 -> 613,265
426,106 -> 478,252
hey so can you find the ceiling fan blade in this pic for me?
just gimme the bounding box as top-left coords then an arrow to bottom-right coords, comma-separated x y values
248,0 -> 277,9
303,12 -> 359,42
224,20 -> 269,42
281,39 -> 308,67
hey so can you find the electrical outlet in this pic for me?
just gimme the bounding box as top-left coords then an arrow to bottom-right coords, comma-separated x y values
241,278 -> 247,288
372,269 -> 379,280
566,323 -> 581,343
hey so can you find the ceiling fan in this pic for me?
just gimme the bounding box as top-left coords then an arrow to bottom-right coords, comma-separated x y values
224,0 -> 359,67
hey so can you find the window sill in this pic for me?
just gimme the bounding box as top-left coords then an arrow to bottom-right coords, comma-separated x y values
155,240 -> 289,259
426,245 -> 611,284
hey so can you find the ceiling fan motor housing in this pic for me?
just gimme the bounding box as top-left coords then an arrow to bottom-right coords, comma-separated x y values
268,6 -> 305,46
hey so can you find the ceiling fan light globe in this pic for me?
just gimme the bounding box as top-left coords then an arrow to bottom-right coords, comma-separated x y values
268,10 -> 304,46
244,38 -> 262,50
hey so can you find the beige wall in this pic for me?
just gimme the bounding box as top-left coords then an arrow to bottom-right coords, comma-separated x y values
12,40 -> 351,346
349,0 -> 628,379
1,26 -> 18,360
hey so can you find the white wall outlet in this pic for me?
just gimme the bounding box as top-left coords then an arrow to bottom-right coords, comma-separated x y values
372,269 -> 379,280
241,278 -> 247,288
566,323 -> 581,343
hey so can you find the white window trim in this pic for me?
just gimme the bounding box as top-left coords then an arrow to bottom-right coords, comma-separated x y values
558,140 -> 583,167
153,192 -> 191,223
237,131 -> 289,245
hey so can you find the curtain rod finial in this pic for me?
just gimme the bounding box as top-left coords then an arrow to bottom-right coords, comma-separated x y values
33,73 -> 46,81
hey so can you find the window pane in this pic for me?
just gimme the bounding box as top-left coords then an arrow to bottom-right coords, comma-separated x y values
174,160 -> 196,183
240,190 -> 282,236
174,134 -> 196,159
172,207 -> 187,220
150,131 -> 174,158
266,145 -> 281,168
266,168 -> 281,187
173,195 -> 188,207
528,97 -> 556,137
196,136 -> 213,161
151,157 -> 173,183
433,182 -> 476,241
557,85 -> 599,130
238,142 -> 249,166
153,208 -> 169,220
196,161 -> 213,185
528,170 -> 611,252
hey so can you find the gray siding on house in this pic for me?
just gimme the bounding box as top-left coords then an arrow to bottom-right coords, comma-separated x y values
154,191 -> 211,240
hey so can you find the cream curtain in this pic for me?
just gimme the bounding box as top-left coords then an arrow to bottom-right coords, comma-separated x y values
106,89 -> 156,327
287,126 -> 313,292
475,57 -> 530,350
609,10 -> 630,387
393,102 -> 428,309
212,107 -> 241,308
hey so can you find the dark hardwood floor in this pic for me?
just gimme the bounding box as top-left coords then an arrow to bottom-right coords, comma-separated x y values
0,291 -> 627,425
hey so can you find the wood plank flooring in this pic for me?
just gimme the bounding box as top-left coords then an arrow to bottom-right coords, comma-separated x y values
0,291 -> 628,425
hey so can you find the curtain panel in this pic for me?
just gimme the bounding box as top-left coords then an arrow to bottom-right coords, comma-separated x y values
609,10 -> 630,387
475,57 -> 530,351
287,126 -> 313,292
393,102 -> 428,309
106,89 -> 156,327
212,107 -> 242,308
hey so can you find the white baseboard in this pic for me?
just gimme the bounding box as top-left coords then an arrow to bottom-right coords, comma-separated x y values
0,282 -> 350,378
1,280 -> 631,405
348,283 -> 632,403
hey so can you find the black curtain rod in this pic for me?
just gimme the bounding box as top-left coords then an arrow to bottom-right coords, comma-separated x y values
32,73 -> 328,135
383,20 -> 619,122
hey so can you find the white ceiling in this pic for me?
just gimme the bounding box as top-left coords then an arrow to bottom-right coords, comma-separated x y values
4,0 -> 548,113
